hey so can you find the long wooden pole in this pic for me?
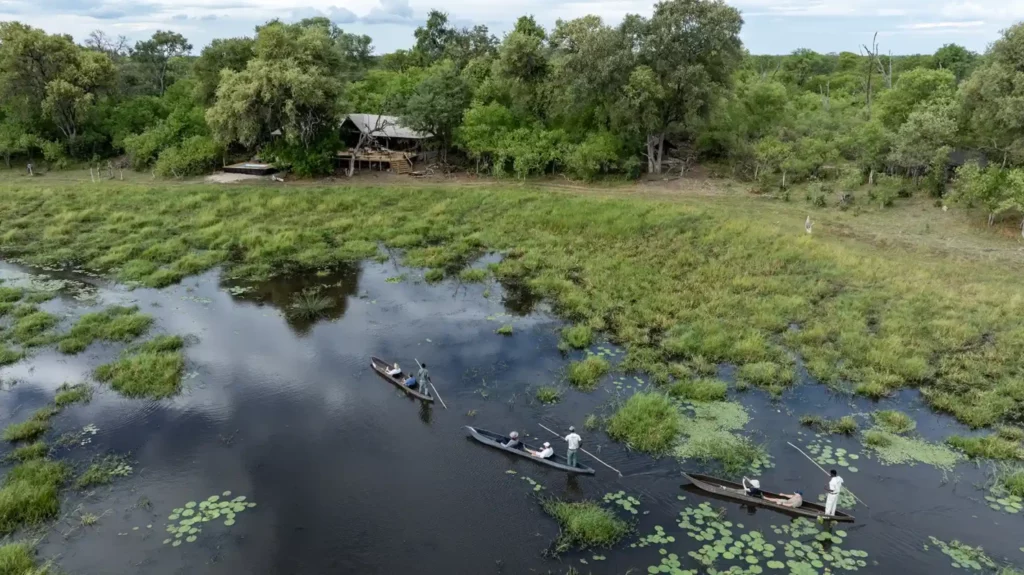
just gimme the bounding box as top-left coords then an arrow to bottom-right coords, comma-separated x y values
414,358 -> 447,409
787,441 -> 868,508
538,423 -> 622,477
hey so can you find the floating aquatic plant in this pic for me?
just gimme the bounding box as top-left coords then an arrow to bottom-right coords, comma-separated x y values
385,275 -> 406,283
674,401 -> 773,474
803,439 -> 862,473
926,536 -> 996,571
75,454 -> 133,489
632,524 -> 676,548
602,491 -> 641,515
861,429 -> 961,470
163,492 -> 256,547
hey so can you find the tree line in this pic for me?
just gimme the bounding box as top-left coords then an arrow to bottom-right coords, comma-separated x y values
1,0 -> 1024,224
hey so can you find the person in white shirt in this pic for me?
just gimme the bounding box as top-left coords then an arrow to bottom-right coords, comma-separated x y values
528,442 -> 554,459
564,426 -> 582,468
825,469 -> 844,516
766,491 -> 803,508
387,363 -> 402,377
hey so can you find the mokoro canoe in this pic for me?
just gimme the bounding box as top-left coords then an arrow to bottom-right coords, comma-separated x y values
682,472 -> 855,523
370,356 -> 435,403
465,426 -> 596,475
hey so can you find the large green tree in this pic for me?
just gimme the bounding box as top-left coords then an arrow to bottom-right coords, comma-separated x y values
960,23 -> 1024,166
402,61 -> 471,161
132,30 -> 192,96
192,38 -> 255,105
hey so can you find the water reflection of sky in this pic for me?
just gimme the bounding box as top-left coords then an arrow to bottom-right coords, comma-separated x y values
0,260 -> 1020,575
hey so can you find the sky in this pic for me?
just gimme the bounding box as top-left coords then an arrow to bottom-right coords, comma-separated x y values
0,0 -> 1014,56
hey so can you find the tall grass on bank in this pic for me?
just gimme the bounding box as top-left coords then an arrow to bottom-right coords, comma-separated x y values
94,335 -> 185,399
541,499 -> 630,553
947,434 -> 1024,460
0,541 -> 49,575
0,183 -> 1023,427
606,393 -> 682,454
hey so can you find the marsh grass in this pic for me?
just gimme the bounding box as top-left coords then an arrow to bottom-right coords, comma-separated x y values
668,378 -> 728,402
736,361 -> 795,394
75,455 -> 133,490
289,290 -> 334,320
872,410 -> 916,434
424,269 -> 445,283
994,464 -> 1024,497
11,311 -> 58,347
4,443 -> 48,463
561,325 -> 593,349
800,415 -> 859,435
947,434 -> 1024,460
0,346 -> 23,367
606,393 -> 681,454
862,428 -> 961,470
584,414 -> 601,431
0,541 -> 47,575
675,401 -> 770,474
535,386 -> 562,405
0,459 -> 69,535
58,306 -> 152,354
568,356 -> 609,391
541,499 -> 630,553
458,268 -> 488,283
496,324 -> 513,336
53,384 -> 93,408
94,335 -> 185,399
0,183 -> 1023,428
2,421 -> 48,443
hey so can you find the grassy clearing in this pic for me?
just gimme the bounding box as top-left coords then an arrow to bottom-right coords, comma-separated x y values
668,378 -> 728,402
0,182 -> 1022,427
4,443 -> 49,463
0,459 -> 69,535
947,434 -> 1024,460
535,386 -> 562,405
1,420 -> 48,444
94,335 -> 185,399
541,499 -> 630,553
871,410 -> 917,434
567,356 -> 609,391
495,324 -> 513,336
53,383 -> 93,408
800,415 -> 859,435
561,325 -> 593,349
606,393 -> 682,455
58,306 -> 152,354
0,541 -> 47,575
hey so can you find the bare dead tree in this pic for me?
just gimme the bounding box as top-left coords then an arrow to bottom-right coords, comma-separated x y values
346,115 -> 396,178
877,50 -> 893,90
861,32 -> 880,113
819,80 -> 831,112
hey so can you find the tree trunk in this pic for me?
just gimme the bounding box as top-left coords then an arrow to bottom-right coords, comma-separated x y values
988,212 -> 995,226
655,133 -> 665,174
782,170 -> 787,189
646,135 -> 656,174
3,153 -> 9,169
869,167 -> 875,185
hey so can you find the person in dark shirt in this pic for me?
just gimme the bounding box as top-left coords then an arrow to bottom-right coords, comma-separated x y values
742,477 -> 764,498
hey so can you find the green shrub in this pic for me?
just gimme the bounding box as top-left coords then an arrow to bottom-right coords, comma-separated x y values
568,356 -> 609,390
564,132 -> 622,181
541,499 -> 630,553
606,393 -> 682,454
872,410 -> 916,434
669,378 -> 728,402
561,325 -> 593,349
154,136 -> 222,177
947,435 -> 1024,460
535,386 -> 562,405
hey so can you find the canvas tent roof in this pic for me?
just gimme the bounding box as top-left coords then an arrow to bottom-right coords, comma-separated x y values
343,114 -> 431,140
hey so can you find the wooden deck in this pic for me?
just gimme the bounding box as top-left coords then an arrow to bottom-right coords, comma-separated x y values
336,150 -> 415,175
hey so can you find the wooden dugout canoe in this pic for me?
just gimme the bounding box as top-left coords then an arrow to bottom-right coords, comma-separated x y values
465,426 -> 596,475
682,472 -> 855,523
370,356 -> 435,403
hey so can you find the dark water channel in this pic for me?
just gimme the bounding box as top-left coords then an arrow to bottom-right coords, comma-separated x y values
0,258 -> 1020,574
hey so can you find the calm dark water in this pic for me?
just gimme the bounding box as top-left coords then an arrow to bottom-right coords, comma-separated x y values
0,259 -> 1020,575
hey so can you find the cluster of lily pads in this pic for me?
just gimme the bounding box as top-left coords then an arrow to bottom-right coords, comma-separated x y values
162,492 -> 256,547
633,525 -> 677,549
641,502 -> 870,575
802,439 -> 861,473
984,489 -> 1024,514
925,536 -> 996,571
505,470 -> 545,493
603,490 -> 641,514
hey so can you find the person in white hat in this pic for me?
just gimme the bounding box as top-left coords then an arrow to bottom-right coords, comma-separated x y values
504,431 -> 522,449
528,441 -> 554,459
742,476 -> 764,499
564,426 -> 582,468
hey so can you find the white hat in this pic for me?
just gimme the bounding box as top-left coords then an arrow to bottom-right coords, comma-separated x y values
510,431 -> 519,438
749,479 -> 761,488
543,442 -> 551,448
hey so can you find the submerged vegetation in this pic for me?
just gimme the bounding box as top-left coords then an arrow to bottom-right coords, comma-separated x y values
675,401 -> 771,474
541,499 -> 630,553
75,455 -> 134,490
53,383 -> 93,408
94,335 -> 185,399
862,429 -> 962,470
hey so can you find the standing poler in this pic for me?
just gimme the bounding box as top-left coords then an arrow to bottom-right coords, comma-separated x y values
565,426 -> 582,468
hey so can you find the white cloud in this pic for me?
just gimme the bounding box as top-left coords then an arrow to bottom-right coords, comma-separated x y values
900,20 -> 985,30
